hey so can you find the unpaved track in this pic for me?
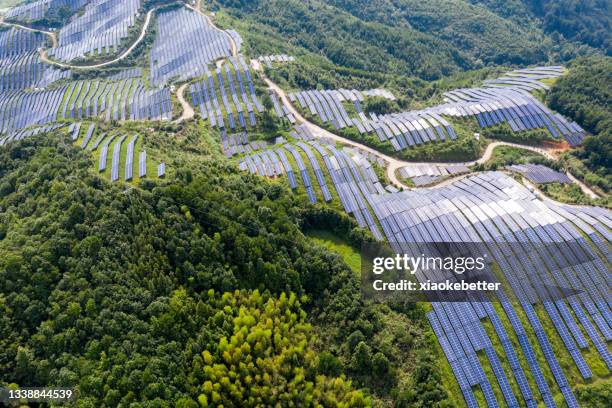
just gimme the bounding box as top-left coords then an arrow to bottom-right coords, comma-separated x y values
258,67 -> 570,190
38,8 -> 156,70
565,171 -> 599,199
175,2 -> 238,122
0,19 -> 57,47
175,83 -> 195,123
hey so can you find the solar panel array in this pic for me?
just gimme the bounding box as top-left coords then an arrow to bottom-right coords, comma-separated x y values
0,84 -> 68,134
138,150 -> 146,178
106,68 -> 142,81
290,124 -> 315,141
220,131 -> 270,158
150,7 -> 233,86
238,134 -> 610,408
0,122 -> 66,146
0,28 -> 45,58
507,164 -> 573,184
124,134 -> 137,181
58,78 -> 172,122
369,172 -> 611,408
47,0 -> 141,62
189,56 -> 263,130
257,54 -> 295,68
240,141 -> 385,239
366,109 -> 458,151
0,27 -> 71,134
5,0 -> 87,23
289,89 -> 354,130
485,66 -> 564,92
90,132 -> 164,182
110,134 -> 126,182
286,67 -> 583,154
399,164 -> 470,186
362,88 -> 396,100
0,28 -> 71,92
288,88 -> 457,151
442,68 -> 584,146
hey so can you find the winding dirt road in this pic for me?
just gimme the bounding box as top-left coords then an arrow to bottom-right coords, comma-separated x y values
175,83 -> 195,123
0,19 -> 58,47
37,8 -> 156,70
254,61 -> 601,197
174,1 -> 238,123
260,70 -> 563,189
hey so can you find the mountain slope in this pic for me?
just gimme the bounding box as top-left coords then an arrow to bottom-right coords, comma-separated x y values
213,0 -> 597,81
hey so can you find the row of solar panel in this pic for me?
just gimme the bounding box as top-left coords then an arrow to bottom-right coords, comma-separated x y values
0,82 -> 170,137
48,0 -> 140,62
190,58 -> 263,130
88,131 -> 165,182
443,85 -> 585,146
0,122 -> 66,146
6,0 -> 87,23
507,164 -> 572,184
62,79 -> 173,121
369,172 -> 611,407
0,52 -> 71,91
149,7 -> 233,87
0,27 -> 45,58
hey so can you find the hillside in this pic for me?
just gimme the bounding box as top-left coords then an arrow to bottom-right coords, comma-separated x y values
548,56 -> 612,192
0,1 -> 610,407
0,129 -> 452,407
213,0 -> 601,82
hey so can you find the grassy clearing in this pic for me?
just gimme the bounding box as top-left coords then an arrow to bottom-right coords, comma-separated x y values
305,229 -> 361,275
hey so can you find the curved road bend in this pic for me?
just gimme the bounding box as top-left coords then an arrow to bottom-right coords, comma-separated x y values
259,70 -> 558,189
253,61 -> 600,197
0,19 -> 58,47
175,83 -> 195,123
175,1 -> 238,122
38,8 -> 156,70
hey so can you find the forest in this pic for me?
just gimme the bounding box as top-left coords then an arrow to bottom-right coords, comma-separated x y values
212,0 -> 604,83
548,56 -> 611,192
0,131 -> 452,407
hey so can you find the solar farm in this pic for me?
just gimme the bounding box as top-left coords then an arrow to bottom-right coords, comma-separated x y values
149,7 -> 234,86
5,0 -> 89,23
47,0 -> 141,62
65,121 -> 164,182
507,164 -> 573,185
288,67 -> 585,152
238,131 -> 611,406
0,1 -> 609,407
188,56 -> 263,130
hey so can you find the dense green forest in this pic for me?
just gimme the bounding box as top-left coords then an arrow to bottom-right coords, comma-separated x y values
213,0 -> 600,83
548,56 -> 611,192
472,0 -> 611,54
0,131 -> 453,407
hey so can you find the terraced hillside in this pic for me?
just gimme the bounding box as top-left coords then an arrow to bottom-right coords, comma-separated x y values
0,1 -> 609,407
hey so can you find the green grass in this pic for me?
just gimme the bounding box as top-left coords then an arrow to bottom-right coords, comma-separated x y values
305,229 -> 361,275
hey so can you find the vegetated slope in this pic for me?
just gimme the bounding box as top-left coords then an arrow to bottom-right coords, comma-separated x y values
548,56 -> 611,192
0,132 -> 454,407
213,0 -> 593,81
472,0 -> 611,54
